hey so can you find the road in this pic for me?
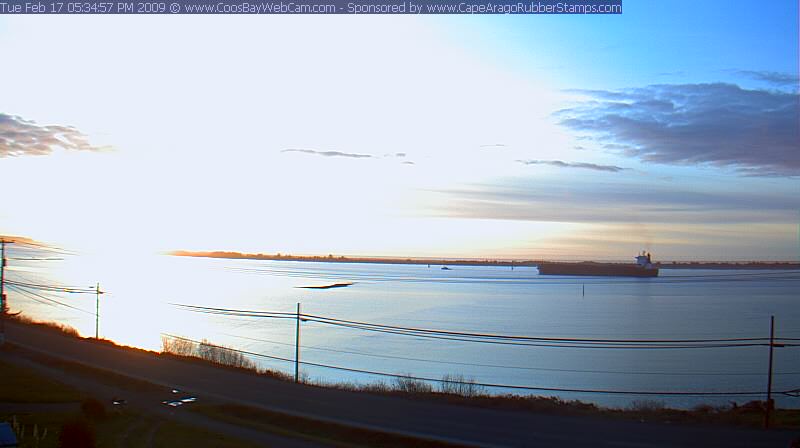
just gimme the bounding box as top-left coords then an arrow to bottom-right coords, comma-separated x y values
4,319 -> 798,447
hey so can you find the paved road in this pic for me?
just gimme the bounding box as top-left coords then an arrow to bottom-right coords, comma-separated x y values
4,320 -> 798,448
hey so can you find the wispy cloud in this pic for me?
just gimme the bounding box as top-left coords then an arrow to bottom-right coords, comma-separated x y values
281,148 -> 372,159
559,83 -> 799,176
734,70 -> 799,88
0,113 -> 107,157
479,143 -> 507,148
516,159 -> 627,173
431,180 -> 799,225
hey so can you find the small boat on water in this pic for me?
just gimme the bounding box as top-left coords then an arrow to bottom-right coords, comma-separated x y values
298,282 -> 354,289
537,252 -> 659,277
441,266 -> 451,270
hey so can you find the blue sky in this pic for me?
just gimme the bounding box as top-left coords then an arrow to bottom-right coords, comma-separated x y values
0,1 -> 798,260
467,0 -> 799,89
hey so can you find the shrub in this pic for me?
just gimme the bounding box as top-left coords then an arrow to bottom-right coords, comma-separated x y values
58,420 -> 95,448
438,374 -> 486,398
198,339 -> 256,370
692,403 -> 718,414
80,398 -> 106,421
13,315 -> 79,337
629,399 -> 666,413
740,400 -> 766,412
161,335 -> 256,370
161,335 -> 196,356
393,375 -> 433,394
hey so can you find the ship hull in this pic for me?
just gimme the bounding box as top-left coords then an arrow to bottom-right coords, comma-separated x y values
537,262 -> 659,277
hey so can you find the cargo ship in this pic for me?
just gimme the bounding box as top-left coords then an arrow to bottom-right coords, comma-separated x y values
537,252 -> 659,277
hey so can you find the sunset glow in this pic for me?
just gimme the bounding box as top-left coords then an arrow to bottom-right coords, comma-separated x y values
2,5 -> 798,261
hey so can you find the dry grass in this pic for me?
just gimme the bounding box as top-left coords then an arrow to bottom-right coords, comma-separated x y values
160,335 -> 293,381
11,315 -> 81,338
162,336 -> 256,370
607,399 -> 800,428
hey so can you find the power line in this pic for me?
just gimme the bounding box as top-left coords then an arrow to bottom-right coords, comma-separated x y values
163,333 -> 296,364
173,304 -> 786,349
302,318 -> 775,350
301,313 -> 773,344
7,284 -> 95,315
181,308 -> 779,349
222,332 -> 800,377
10,241 -> 77,256
173,303 -> 296,316
159,334 -> 791,397
172,303 -> 298,319
5,278 -> 96,294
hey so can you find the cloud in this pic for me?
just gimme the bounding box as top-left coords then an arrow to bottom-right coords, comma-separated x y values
479,143 -> 506,148
281,148 -> 372,159
559,83 -> 799,176
0,113 -> 106,157
516,159 -> 627,173
734,70 -> 799,88
430,180 -> 799,225
656,71 -> 686,77
401,161 -> 415,165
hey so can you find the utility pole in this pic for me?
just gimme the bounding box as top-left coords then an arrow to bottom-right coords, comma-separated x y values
764,315 -> 775,429
294,302 -> 301,383
0,239 -> 8,345
94,282 -> 103,339
1,240 -> 8,315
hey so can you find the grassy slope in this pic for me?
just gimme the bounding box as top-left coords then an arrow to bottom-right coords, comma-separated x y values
0,360 -> 85,403
0,358 -> 261,448
8,316 -> 800,431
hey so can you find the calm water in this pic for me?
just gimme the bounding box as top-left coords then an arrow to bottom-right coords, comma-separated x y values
6,249 -> 800,409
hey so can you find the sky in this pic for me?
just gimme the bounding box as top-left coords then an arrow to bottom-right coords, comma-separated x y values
0,1 -> 798,261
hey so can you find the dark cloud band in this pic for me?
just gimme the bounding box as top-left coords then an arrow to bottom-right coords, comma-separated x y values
559,82 -> 799,177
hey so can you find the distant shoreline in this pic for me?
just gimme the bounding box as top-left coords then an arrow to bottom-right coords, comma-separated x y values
169,251 -> 800,270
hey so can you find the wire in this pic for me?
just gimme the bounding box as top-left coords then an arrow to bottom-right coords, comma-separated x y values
162,333 -> 296,364
302,318 -> 772,350
302,313 -> 772,344
222,333 -> 800,377
173,304 -> 776,348
5,279 -> 96,294
5,277 -> 96,294
159,334 -> 787,397
188,310 -> 772,349
171,303 -> 297,319
7,284 -> 95,316
172,303 -> 296,315
11,240 -> 78,256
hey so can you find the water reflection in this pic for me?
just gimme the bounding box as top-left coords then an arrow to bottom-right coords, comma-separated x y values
5,247 -> 800,409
